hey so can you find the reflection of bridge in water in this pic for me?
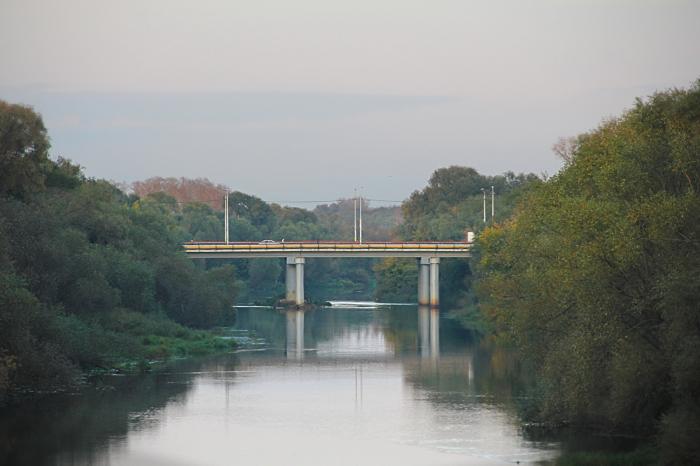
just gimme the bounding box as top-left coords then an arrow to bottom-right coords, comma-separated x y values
184,241 -> 471,307
284,306 -> 441,361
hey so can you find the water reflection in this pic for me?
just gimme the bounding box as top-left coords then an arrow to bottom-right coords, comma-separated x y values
417,305 -> 440,360
0,362 -> 200,466
0,305 -> 562,466
285,309 -> 305,360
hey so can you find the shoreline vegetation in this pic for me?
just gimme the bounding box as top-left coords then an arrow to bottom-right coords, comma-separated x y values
478,81 -> 700,464
0,100 -> 243,405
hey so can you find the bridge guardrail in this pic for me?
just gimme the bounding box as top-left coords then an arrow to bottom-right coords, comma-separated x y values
183,241 -> 471,253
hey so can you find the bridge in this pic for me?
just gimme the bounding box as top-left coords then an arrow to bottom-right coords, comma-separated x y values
184,240 -> 472,307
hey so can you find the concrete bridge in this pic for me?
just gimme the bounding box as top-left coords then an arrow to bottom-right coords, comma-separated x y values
184,241 -> 471,307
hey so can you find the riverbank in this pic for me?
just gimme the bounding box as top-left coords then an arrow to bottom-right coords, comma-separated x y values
105,318 -> 239,373
1,309 -> 237,406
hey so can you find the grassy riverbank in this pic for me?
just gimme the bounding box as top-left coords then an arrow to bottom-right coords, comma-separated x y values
99,309 -> 237,371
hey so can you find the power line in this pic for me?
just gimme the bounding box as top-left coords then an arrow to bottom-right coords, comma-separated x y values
137,196 -> 405,206
365,198 -> 404,203
266,199 -> 344,204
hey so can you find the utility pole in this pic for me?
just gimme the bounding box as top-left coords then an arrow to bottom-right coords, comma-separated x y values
481,188 -> 486,223
359,190 -> 363,243
224,189 -> 229,244
491,185 -> 495,220
354,188 -> 357,242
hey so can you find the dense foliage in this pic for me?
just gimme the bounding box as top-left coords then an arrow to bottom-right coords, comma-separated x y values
477,82 -> 700,462
131,176 -> 229,211
374,166 -> 538,308
0,102 -> 237,405
161,192 -> 400,303
110,177 -> 406,306
400,166 -> 539,241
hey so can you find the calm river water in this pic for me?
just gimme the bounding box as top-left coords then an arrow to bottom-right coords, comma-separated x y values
1,304 -> 566,466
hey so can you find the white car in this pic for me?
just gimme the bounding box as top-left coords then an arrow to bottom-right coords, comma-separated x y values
259,239 -> 278,244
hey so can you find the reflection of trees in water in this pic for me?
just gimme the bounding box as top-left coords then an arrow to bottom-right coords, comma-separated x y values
378,307 -> 420,353
235,307 -> 398,351
238,306 -> 484,360
0,360 -> 204,466
237,306 -> 531,411
235,307 -> 289,348
403,334 -> 531,411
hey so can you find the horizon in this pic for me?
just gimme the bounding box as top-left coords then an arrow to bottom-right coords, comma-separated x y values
2,0 -> 699,206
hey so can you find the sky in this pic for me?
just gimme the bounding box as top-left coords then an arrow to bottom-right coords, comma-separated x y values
1,0 -> 699,206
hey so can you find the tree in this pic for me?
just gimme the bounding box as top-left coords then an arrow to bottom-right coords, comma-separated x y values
373,258 -> 417,302
227,191 -> 276,234
0,101 -> 51,198
374,165 -> 538,305
131,177 -> 227,211
477,80 -> 700,460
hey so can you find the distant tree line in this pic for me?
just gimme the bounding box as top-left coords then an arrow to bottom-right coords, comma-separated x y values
132,178 -> 403,303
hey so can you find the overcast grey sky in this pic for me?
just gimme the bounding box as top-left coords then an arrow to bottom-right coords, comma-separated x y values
1,0 -> 699,205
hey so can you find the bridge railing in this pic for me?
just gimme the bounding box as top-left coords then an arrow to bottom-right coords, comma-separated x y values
183,241 -> 471,253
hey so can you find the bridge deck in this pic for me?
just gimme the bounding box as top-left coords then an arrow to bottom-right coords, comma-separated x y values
184,241 -> 471,258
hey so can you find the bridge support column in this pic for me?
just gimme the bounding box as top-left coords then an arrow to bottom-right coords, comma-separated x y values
294,257 -> 305,306
418,257 -> 430,306
418,257 -> 440,307
286,257 -> 297,303
429,257 -> 440,308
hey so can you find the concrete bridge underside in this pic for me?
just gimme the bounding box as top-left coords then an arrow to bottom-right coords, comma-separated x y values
184,242 -> 471,307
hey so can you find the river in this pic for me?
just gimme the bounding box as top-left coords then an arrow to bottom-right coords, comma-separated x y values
1,304 -> 567,466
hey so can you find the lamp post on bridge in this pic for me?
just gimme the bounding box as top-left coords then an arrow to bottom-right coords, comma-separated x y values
224,189 -> 229,244
359,188 -> 363,243
353,187 -> 364,243
481,188 -> 486,223
354,188 -> 358,242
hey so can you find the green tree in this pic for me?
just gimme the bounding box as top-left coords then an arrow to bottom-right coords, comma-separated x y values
374,258 -> 417,302
0,101 -> 51,198
374,166 -> 538,305
478,80 -> 700,461
227,191 -> 276,235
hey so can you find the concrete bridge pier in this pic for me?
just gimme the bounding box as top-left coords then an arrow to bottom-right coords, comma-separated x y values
285,257 -> 305,306
295,257 -> 305,305
429,257 -> 440,308
418,258 -> 431,306
418,257 -> 440,307
285,257 -> 297,303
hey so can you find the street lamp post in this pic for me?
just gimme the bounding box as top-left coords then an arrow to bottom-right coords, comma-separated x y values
491,185 -> 495,220
359,188 -> 363,243
224,190 -> 229,244
481,188 -> 486,223
354,188 -> 358,242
